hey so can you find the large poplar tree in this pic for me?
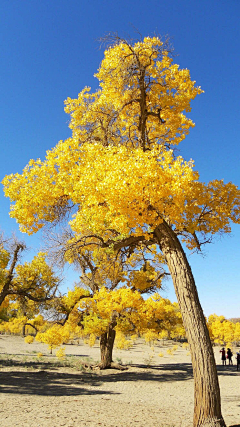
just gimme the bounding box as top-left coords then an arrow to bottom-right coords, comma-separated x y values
3,36 -> 240,426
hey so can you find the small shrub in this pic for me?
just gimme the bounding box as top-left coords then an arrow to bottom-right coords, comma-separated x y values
25,335 -> 34,344
56,347 -> 66,359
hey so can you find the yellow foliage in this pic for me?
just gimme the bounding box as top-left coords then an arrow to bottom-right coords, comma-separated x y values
234,323 -> 240,343
0,242 -> 60,329
130,334 -> 138,343
207,314 -> 237,346
36,324 -> 67,351
12,252 -> 59,302
56,347 -> 66,359
144,330 -> 159,345
0,245 -> 10,269
25,335 -> 34,344
67,36 -> 202,149
2,38 -> 240,284
2,316 -> 27,335
115,331 -> 133,350
61,285 -> 90,312
88,334 -> 97,347
57,284 -> 184,351
158,330 -> 168,340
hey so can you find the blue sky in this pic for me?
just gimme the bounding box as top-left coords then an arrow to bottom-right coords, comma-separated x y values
1,0 -> 240,318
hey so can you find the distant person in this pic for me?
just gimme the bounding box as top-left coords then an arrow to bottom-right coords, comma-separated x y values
236,352 -> 240,371
227,348 -> 233,365
220,347 -> 226,365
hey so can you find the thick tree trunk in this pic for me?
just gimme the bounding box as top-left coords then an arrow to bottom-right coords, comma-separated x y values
154,221 -> 226,427
99,321 -> 116,369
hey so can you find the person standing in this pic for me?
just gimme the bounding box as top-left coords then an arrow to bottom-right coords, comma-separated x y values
236,352 -> 240,371
220,347 -> 226,365
227,348 -> 233,365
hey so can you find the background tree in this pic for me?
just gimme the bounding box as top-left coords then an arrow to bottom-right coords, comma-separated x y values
36,283 -> 184,367
3,36 -> 240,426
207,314 -> 240,348
0,236 -> 61,335
49,242 -> 167,369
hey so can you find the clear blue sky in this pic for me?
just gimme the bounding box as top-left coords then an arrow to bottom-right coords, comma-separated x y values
1,0 -> 240,318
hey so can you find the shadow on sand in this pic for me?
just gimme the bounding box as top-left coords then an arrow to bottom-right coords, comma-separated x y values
0,369 -> 115,397
0,356 -> 240,400
0,360 -> 192,398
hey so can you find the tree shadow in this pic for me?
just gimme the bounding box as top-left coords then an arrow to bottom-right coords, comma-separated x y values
216,364 -> 240,377
0,361 -> 195,398
99,363 -> 194,384
0,355 -> 91,370
1,357 -> 240,400
0,370 -> 116,397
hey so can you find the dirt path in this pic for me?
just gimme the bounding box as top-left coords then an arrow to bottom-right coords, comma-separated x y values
0,335 -> 239,426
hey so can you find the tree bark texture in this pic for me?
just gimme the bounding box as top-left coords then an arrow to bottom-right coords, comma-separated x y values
154,221 -> 226,427
0,244 -> 24,307
100,322 -> 116,369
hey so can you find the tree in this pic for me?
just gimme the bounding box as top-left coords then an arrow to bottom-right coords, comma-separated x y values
3,35 -> 240,426
0,237 -> 60,327
207,314 -> 239,347
52,244 -> 167,369
38,283 -> 183,367
36,324 -> 69,354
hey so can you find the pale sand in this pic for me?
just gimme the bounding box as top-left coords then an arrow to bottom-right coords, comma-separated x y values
0,335 -> 239,427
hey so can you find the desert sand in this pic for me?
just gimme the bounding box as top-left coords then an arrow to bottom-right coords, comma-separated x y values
0,335 -> 240,427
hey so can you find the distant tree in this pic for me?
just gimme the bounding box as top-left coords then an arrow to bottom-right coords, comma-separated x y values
208,314 -> 240,347
51,243 -> 167,369
0,236 -> 60,329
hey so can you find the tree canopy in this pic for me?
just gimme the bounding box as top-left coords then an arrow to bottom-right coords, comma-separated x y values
3,37 -> 239,250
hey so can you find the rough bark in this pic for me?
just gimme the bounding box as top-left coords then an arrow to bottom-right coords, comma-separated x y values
99,320 -> 117,369
154,221 -> 226,427
99,312 -> 127,370
0,243 -> 24,307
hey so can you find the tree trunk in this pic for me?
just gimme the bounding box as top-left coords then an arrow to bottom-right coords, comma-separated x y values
22,323 -> 38,337
0,243 -> 24,307
154,221 -> 226,427
99,321 -> 116,369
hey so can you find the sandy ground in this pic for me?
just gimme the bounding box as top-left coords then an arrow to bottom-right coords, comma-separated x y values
0,335 -> 240,427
